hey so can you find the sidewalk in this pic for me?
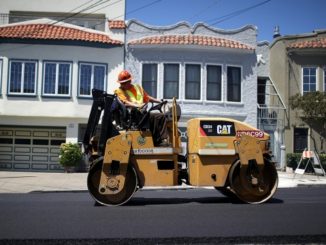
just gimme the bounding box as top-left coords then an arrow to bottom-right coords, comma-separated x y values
0,170 -> 326,194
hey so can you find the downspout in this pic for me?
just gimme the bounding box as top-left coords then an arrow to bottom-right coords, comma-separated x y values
123,5 -> 127,69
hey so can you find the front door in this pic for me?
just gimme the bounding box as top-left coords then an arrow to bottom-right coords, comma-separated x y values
293,128 -> 308,153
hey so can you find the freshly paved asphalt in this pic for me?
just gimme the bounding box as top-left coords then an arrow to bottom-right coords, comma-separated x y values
1,170 -> 326,244
1,187 -> 326,244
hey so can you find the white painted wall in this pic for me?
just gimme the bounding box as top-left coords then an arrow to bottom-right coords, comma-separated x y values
0,0 -> 125,20
0,43 -> 123,119
0,0 -> 125,145
126,21 -> 258,127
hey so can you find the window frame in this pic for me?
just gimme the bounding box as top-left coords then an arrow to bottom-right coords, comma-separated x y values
323,67 -> 326,92
141,62 -> 158,98
205,63 -> 223,102
7,59 -> 38,96
78,61 -> 107,98
184,63 -> 202,101
226,65 -> 242,103
302,66 -> 318,95
42,60 -> 73,98
163,63 -> 180,100
0,59 -> 2,96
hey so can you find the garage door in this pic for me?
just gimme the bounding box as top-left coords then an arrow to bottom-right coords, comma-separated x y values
0,127 -> 66,171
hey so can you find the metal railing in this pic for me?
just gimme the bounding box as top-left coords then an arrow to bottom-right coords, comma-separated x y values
257,78 -> 286,166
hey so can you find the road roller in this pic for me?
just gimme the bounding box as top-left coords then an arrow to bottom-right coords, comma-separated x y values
83,89 -> 278,206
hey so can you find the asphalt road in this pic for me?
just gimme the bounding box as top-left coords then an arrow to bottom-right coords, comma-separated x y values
1,187 -> 326,244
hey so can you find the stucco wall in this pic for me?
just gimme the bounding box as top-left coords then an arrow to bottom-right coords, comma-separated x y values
125,21 -> 258,126
0,43 -> 123,120
0,0 -> 125,20
270,31 -> 326,153
256,41 -> 270,77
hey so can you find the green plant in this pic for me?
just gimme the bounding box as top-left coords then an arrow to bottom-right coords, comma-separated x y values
59,143 -> 83,167
289,92 -> 326,152
289,91 -> 326,120
286,153 -> 326,171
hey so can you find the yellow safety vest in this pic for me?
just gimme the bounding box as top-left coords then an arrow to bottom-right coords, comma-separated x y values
124,84 -> 144,104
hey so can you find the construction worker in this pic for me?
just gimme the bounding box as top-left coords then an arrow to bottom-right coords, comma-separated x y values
114,70 -> 169,146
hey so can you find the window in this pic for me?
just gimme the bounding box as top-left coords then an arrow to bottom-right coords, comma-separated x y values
206,65 -> 222,101
0,59 -> 2,95
163,64 -> 179,99
227,66 -> 241,102
257,78 -> 267,105
322,67 -> 326,93
79,62 -> 106,97
8,60 -> 37,95
43,61 -> 72,96
185,64 -> 201,100
302,67 -> 316,94
142,64 -> 157,98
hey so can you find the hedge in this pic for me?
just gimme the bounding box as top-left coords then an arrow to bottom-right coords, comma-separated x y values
287,153 -> 326,172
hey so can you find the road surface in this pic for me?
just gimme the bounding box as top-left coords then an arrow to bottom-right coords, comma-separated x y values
1,187 -> 326,244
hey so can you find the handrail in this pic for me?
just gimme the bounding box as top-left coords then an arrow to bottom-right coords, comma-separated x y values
172,97 -> 180,149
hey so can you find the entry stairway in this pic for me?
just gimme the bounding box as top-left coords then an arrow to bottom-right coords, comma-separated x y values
257,77 -> 286,167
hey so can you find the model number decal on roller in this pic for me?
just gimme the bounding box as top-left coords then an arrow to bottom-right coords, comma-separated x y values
236,130 -> 264,138
133,148 -> 173,155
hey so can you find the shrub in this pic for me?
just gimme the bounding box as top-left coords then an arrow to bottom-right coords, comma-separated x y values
286,153 -> 326,172
59,143 -> 83,168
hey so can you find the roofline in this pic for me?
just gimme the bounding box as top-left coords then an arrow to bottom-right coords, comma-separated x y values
0,18 -> 110,36
270,29 -> 326,48
257,40 -> 270,46
0,38 -> 122,48
0,18 -> 123,46
126,19 -> 257,35
127,43 -> 255,53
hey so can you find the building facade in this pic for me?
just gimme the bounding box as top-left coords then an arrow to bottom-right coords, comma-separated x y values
1,1 -> 304,172
270,30 -> 326,155
0,0 -> 125,171
256,40 -> 286,166
125,20 -> 259,152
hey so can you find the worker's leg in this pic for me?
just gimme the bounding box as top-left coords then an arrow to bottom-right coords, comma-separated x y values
149,113 -> 168,145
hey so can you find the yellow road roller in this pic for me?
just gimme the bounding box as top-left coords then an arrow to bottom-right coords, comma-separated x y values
83,89 -> 278,206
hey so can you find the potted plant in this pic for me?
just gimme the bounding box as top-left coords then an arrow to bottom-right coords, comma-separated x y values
59,143 -> 83,173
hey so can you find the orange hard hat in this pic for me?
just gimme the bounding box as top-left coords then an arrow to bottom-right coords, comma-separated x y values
117,70 -> 132,83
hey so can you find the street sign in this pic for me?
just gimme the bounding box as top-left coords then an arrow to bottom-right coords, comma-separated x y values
294,150 -> 325,177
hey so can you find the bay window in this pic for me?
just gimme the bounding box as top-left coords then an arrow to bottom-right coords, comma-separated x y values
142,64 -> 158,98
164,64 -> 179,99
9,60 -> 37,95
79,62 -> 106,97
227,66 -> 241,102
206,65 -> 222,101
185,64 -> 201,100
43,61 -> 71,96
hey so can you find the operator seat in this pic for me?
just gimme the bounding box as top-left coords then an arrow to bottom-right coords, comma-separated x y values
111,96 -> 129,130
111,96 -> 150,131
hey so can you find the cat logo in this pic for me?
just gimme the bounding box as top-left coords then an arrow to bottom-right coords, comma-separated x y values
217,125 -> 233,135
200,121 -> 235,137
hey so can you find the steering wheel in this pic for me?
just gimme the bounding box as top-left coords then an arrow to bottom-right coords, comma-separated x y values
148,100 -> 168,113
137,100 -> 168,128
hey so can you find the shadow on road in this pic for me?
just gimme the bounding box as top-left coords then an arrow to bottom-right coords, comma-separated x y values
120,196 -> 283,206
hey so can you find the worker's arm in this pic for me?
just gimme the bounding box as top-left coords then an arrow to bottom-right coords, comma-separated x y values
148,96 -> 162,104
123,100 -> 145,108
